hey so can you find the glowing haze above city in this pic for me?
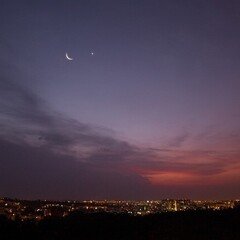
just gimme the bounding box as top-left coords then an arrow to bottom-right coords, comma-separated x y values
0,0 -> 240,200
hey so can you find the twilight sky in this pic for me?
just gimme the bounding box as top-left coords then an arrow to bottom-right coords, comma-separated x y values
0,0 -> 240,200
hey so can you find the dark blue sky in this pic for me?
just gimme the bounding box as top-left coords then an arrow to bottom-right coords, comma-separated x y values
0,0 -> 240,199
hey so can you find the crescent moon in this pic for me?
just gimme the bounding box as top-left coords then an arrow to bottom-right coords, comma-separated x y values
65,53 -> 73,61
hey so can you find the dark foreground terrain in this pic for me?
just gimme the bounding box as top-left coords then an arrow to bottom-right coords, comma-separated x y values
0,208 -> 240,240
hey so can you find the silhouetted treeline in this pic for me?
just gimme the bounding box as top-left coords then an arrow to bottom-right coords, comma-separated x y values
0,208 -> 240,240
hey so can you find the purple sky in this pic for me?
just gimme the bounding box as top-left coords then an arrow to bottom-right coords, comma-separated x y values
0,0 -> 240,200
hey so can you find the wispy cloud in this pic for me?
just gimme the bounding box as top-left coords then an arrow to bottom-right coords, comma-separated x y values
0,69 -> 151,199
0,67 -> 240,199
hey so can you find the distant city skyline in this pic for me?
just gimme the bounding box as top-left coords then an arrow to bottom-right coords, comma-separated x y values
0,0 -> 240,200
1,197 -> 239,221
